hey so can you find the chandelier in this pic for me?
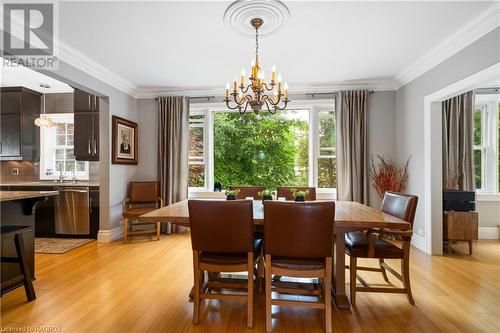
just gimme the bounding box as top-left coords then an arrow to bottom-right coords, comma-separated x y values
224,18 -> 289,114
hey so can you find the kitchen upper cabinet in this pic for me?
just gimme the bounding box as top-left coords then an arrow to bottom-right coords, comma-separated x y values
0,87 -> 41,161
45,93 -> 74,114
0,114 -> 21,157
74,89 -> 99,113
73,89 -> 99,161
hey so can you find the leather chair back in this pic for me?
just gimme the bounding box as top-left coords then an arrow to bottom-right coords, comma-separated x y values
128,181 -> 159,204
188,200 -> 254,253
381,191 -> 418,227
276,187 -> 317,201
264,201 -> 334,258
228,186 -> 266,199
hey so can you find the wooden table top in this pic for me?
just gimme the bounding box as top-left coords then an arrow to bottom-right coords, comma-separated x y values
140,199 -> 410,230
0,191 -> 59,202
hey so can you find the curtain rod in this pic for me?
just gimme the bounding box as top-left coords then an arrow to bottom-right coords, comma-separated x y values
475,87 -> 500,95
305,90 -> 374,98
155,96 -> 216,101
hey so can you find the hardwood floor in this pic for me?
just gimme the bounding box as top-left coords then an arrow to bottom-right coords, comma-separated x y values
1,233 -> 499,332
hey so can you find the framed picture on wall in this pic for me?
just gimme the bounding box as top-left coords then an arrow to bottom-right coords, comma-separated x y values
112,115 -> 138,165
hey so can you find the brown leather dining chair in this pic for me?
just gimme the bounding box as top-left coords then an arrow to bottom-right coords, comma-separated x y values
276,186 -> 317,201
228,186 -> 266,199
345,191 -> 419,305
188,200 -> 263,328
264,201 -> 334,333
122,181 -> 163,242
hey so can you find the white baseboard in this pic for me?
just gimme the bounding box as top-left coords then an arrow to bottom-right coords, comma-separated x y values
411,232 -> 429,254
97,225 -> 123,242
479,227 -> 499,240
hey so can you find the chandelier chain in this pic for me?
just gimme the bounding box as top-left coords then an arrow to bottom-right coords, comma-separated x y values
255,26 -> 259,62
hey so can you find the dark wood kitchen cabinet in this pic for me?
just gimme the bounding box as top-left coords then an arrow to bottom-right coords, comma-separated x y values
74,89 -> 99,161
0,114 -> 21,157
0,87 -> 41,161
74,89 -> 99,113
89,188 -> 99,238
44,93 -> 74,114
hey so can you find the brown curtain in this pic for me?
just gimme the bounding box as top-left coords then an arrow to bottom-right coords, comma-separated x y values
157,96 -> 189,233
336,90 -> 369,204
442,91 -> 475,191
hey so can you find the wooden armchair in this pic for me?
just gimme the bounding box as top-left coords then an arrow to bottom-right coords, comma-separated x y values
122,181 -> 164,242
228,186 -> 266,199
264,201 -> 334,333
276,187 -> 317,201
345,191 -> 418,305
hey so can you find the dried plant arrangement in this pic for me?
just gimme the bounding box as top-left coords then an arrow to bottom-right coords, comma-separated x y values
370,155 -> 411,198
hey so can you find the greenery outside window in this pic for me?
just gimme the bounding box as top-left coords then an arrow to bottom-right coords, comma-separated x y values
473,95 -> 500,194
188,113 -> 206,189
188,101 -> 336,194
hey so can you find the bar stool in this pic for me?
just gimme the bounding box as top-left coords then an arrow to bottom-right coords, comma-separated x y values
1,226 -> 36,301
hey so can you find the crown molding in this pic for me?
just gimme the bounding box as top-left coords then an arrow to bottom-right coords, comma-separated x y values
0,9 -> 139,98
57,41 -> 139,97
134,78 -> 397,99
393,2 -> 500,89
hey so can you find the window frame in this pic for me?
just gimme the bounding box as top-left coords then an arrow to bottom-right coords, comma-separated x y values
39,113 -> 89,181
189,99 -> 336,195
474,94 -> 500,194
188,111 -> 208,192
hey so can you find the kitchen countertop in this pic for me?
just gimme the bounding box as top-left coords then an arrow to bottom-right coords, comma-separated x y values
0,190 -> 59,202
0,181 -> 99,187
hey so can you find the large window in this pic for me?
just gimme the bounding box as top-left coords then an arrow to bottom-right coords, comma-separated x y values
473,95 -> 500,193
188,113 -> 206,188
40,113 -> 89,180
188,101 -> 336,193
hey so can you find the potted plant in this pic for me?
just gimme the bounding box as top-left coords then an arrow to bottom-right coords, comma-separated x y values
370,155 -> 410,198
258,189 -> 274,202
225,189 -> 240,200
291,189 -> 309,202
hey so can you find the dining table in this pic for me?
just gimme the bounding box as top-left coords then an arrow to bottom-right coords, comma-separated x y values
140,199 -> 410,309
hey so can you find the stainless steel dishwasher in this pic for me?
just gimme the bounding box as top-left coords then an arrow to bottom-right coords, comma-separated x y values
54,187 -> 90,235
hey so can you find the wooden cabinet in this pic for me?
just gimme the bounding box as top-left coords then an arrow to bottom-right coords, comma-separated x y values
74,89 -> 99,113
45,93 -> 74,114
0,87 -> 41,161
443,211 -> 478,255
74,113 -> 99,161
73,89 -> 99,161
89,188 -> 99,238
0,114 -> 21,157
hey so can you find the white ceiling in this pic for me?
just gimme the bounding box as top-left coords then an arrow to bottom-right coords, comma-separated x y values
4,1 -> 496,97
1,60 -> 74,93
56,1 -> 493,94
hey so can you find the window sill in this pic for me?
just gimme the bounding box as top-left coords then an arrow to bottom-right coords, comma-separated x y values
188,190 -> 337,200
476,193 -> 500,202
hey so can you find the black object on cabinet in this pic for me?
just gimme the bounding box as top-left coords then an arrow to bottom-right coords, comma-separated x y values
443,190 -> 476,212
74,89 -> 99,161
0,87 -> 41,161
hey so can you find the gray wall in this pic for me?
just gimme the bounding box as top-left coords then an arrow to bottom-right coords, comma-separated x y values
40,60 -> 138,232
368,91 -> 397,208
395,27 -> 500,241
136,98 -> 158,180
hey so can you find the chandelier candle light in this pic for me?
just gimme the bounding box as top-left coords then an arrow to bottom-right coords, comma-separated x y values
224,18 -> 289,114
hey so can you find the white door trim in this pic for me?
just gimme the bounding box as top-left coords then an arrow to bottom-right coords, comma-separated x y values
423,62 -> 500,255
